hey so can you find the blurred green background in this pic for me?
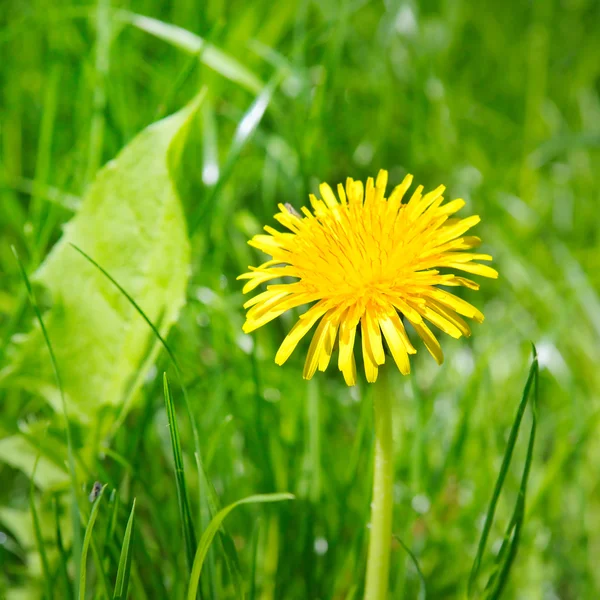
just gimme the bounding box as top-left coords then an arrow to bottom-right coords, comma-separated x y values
1,0 -> 600,598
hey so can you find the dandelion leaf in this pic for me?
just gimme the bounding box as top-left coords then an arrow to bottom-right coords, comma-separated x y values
1,95 -> 202,424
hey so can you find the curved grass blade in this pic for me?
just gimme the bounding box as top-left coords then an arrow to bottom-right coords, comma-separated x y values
393,535 -> 426,600
12,246 -> 82,597
186,493 -> 294,600
79,484 -> 108,600
113,498 -> 136,600
189,72 -> 283,236
115,11 -> 262,94
68,244 -> 218,584
484,349 -> 538,598
68,243 -> 201,451
468,345 -> 539,596
163,373 -> 197,572
53,496 -> 73,599
30,451 -> 53,600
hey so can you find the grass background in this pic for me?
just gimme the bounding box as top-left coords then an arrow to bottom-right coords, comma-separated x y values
1,0 -> 600,598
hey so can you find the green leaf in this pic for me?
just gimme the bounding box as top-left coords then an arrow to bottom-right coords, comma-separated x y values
113,498 -> 136,600
186,493 -> 294,600
1,93 -> 203,425
468,345 -> 539,597
79,484 -> 108,600
0,429 -> 69,491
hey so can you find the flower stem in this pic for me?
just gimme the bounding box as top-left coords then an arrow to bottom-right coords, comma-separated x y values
364,368 -> 394,600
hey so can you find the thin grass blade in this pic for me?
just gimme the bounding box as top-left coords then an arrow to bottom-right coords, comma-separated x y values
29,452 -> 53,600
393,535 -> 426,600
189,73 -> 283,236
53,496 -> 72,599
113,498 -> 136,600
163,374 -> 197,572
12,246 -> 82,596
115,11 -> 262,93
468,345 -> 539,596
186,493 -> 294,600
484,347 -> 539,598
79,484 -> 108,600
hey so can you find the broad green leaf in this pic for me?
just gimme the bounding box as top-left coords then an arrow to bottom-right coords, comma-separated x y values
186,492 -> 294,600
0,431 -> 69,490
0,93 -> 203,424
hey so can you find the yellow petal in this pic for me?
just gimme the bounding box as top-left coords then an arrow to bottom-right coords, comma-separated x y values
410,302 -> 463,339
319,183 -> 338,209
445,262 -> 499,279
247,234 -> 283,254
361,329 -> 379,383
435,215 -> 481,245
363,308 -> 385,365
338,310 -> 358,374
413,321 -> 444,364
246,291 -> 290,319
375,169 -> 388,202
436,198 -> 465,216
442,252 -> 493,264
379,316 -> 410,375
387,174 -> 413,208
303,316 -> 332,379
247,292 -> 314,322
428,289 -> 484,323
385,309 -> 416,353
349,180 -> 364,206
365,177 -> 375,206
275,302 -> 329,365
444,276 -> 480,290
341,353 -> 357,386
386,295 -> 423,324
243,288 -> 286,310
337,183 -> 347,205
426,299 -> 472,337
318,312 -> 342,372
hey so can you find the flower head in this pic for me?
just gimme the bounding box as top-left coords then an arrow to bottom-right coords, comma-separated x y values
238,170 -> 498,385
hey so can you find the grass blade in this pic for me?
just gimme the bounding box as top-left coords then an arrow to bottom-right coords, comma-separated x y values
163,373 -> 197,572
393,535 -> 426,600
12,246 -> 82,596
29,451 -> 53,600
69,245 -> 206,578
468,345 -> 539,596
79,484 -> 108,600
189,73 -> 283,236
484,348 -> 539,598
115,11 -> 262,93
113,498 -> 136,600
186,493 -> 294,600
53,496 -> 73,600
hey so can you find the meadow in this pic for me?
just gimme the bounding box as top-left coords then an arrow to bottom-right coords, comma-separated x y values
1,0 -> 600,598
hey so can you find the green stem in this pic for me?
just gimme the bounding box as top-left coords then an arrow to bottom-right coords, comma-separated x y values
364,368 -> 394,600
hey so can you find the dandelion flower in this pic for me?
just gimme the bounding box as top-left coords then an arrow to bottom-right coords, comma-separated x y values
238,170 -> 497,385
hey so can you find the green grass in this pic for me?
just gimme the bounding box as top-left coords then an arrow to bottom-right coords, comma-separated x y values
1,0 -> 600,598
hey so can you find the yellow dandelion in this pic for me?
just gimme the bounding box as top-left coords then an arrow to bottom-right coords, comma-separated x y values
238,169 -> 498,385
